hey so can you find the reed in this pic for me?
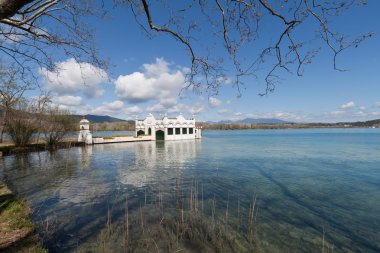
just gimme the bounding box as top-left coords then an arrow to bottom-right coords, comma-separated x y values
89,178 -> 259,253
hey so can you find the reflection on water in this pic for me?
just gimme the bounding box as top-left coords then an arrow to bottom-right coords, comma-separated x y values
117,140 -> 198,187
1,129 -> 380,252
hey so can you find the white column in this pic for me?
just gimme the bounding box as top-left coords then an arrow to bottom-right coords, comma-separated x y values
152,126 -> 156,140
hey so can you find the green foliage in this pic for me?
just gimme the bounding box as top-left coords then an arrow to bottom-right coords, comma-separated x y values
0,182 -> 47,252
5,199 -> 34,230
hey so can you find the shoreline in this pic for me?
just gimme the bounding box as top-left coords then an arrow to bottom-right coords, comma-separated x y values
1,127 -> 378,156
0,141 -> 85,156
0,181 -> 47,252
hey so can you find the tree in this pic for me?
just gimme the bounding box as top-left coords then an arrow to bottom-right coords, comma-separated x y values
0,0 -> 373,95
0,0 -> 106,80
0,63 -> 35,142
6,98 -> 40,146
41,106 -> 75,148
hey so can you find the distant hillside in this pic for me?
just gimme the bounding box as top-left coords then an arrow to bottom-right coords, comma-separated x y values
73,114 -> 126,123
239,118 -> 289,124
203,118 -> 380,130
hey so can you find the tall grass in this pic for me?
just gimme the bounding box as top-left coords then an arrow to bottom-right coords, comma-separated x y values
82,178 -> 260,253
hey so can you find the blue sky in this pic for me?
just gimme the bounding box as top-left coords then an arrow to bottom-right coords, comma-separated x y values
35,1 -> 380,123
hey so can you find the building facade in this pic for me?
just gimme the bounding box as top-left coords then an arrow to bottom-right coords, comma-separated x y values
135,113 -> 202,141
78,117 -> 93,144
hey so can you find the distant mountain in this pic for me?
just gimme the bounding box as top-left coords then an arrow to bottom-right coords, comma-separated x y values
74,114 -> 126,123
218,120 -> 234,124
208,118 -> 290,124
239,118 -> 289,124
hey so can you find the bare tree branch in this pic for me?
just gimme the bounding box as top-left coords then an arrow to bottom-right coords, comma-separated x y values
0,0 -> 373,97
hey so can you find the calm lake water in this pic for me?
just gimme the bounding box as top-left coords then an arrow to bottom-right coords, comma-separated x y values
1,129 -> 380,252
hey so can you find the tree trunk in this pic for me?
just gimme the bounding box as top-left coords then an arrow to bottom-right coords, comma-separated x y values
0,109 -> 7,143
0,124 -> 4,143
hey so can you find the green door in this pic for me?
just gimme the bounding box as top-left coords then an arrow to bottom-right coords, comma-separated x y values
156,130 -> 164,140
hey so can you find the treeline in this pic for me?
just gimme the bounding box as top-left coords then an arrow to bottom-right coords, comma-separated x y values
201,121 -> 380,130
1,65 -> 76,148
345,119 -> 380,127
91,121 -> 135,131
0,99 -> 76,148
202,123 -> 311,130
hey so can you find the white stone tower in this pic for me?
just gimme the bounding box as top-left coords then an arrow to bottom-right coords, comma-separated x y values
78,116 -> 93,144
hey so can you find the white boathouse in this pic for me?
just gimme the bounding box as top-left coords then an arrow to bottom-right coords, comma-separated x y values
135,113 -> 202,141
78,113 -> 201,145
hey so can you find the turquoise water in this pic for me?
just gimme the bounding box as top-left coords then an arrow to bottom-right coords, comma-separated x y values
1,129 -> 379,252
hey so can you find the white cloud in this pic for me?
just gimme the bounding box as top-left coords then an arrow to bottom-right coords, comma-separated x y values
124,105 -> 142,115
217,109 -> 234,115
375,102 -> 380,108
39,58 -> 108,98
188,104 -> 207,115
115,58 -> 185,105
216,109 -> 302,121
355,111 -> 367,117
91,100 -> 124,115
146,104 -> 166,113
147,102 -> 206,115
142,58 -> 170,77
340,101 -> 355,109
103,100 -> 124,110
243,112 -> 301,121
328,110 -> 346,116
226,100 -> 231,105
52,95 -> 83,106
208,97 -> 221,108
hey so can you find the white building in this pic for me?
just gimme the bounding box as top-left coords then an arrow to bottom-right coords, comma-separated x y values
135,113 -> 202,141
78,116 -> 93,144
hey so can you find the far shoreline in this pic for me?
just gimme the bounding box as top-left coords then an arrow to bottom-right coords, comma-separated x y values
1,126 -> 378,157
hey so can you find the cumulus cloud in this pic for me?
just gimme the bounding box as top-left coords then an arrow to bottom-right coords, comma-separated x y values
340,101 -> 355,109
52,95 -> 83,106
39,58 -> 108,98
124,105 -> 142,115
147,102 -> 206,115
91,100 -> 124,115
208,97 -> 221,108
115,58 -> 185,106
146,104 -> 166,113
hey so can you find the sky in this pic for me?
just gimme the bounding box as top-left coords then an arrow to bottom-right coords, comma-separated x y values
33,1 -> 380,123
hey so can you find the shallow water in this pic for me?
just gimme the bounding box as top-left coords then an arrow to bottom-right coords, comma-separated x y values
1,129 -> 379,252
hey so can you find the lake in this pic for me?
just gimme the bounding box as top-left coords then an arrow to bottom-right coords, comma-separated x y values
1,129 -> 379,252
